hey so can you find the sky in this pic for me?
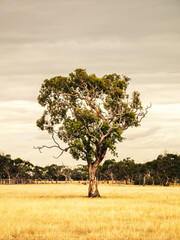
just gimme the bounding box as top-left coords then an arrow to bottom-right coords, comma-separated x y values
0,0 -> 180,167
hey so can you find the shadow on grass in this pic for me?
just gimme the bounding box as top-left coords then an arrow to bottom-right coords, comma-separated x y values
38,195 -> 134,200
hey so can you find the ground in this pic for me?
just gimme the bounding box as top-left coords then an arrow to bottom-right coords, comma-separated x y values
0,184 -> 179,240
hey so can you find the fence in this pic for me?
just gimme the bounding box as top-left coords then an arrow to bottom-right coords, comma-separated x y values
1,179 -> 179,185
0,179 -> 34,184
0,179 -> 126,185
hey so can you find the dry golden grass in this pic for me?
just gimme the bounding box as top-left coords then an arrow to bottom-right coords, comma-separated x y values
0,184 -> 179,240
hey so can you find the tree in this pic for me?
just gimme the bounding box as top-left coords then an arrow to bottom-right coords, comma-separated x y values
32,166 -> 45,181
71,165 -> 88,181
0,155 -> 7,179
121,158 -> 136,184
12,158 -> 34,183
99,159 -> 116,181
112,161 -> 125,181
145,160 -> 158,185
36,68 -> 150,197
155,153 -> 180,186
0,154 -> 13,183
44,164 -> 72,182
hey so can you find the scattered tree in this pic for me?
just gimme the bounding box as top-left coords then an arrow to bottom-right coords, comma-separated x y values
0,152 -> 180,186
0,154 -> 13,183
71,165 -> 88,181
13,158 -> 34,182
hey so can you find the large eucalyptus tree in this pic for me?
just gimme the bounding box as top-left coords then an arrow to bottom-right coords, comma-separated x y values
36,69 -> 150,197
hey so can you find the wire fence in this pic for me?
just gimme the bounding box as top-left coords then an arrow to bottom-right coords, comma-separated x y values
0,179 -> 179,185
0,179 -> 126,185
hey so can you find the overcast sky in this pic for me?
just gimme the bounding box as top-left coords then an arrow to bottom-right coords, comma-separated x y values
0,0 -> 180,167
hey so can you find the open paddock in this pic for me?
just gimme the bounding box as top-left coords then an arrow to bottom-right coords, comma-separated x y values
0,184 -> 179,240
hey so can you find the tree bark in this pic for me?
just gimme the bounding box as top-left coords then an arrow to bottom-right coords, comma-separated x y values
143,175 -> 146,186
7,172 -> 11,184
88,164 -> 100,198
152,176 -> 155,186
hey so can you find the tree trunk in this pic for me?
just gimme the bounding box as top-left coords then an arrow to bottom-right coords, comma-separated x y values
110,172 -> 115,182
143,175 -> 146,186
152,176 -> 155,186
125,177 -> 128,184
7,172 -> 11,184
88,164 -> 100,198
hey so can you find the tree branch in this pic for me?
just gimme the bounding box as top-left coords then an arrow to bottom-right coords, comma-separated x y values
34,131 -> 70,158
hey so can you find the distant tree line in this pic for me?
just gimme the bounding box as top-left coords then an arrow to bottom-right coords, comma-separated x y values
98,154 -> 180,186
0,153 -> 180,185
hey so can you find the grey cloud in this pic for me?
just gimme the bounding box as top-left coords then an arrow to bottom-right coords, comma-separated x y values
1,38 -> 180,79
126,126 -> 161,141
130,73 -> 180,85
0,114 -> 34,124
0,80 -> 40,102
35,133 -> 52,141
0,0 -> 180,82
1,0 -> 179,43
0,101 -> 41,124
133,136 -> 180,151
128,81 -> 180,106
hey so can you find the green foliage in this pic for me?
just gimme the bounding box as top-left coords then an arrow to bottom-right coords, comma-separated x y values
71,165 -> 88,181
37,69 -> 147,165
0,152 -> 180,185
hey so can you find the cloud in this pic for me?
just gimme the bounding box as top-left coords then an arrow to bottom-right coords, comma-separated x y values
1,0 -> 180,43
0,101 -> 41,129
1,0 -> 180,77
126,126 -> 161,141
0,0 -> 180,166
35,133 -> 52,141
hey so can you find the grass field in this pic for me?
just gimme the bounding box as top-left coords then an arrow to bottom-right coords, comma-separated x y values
0,184 -> 179,240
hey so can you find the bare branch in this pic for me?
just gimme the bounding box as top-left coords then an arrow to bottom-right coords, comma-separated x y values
137,103 -> 152,123
34,145 -> 59,153
84,125 -> 99,142
34,131 -> 71,158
